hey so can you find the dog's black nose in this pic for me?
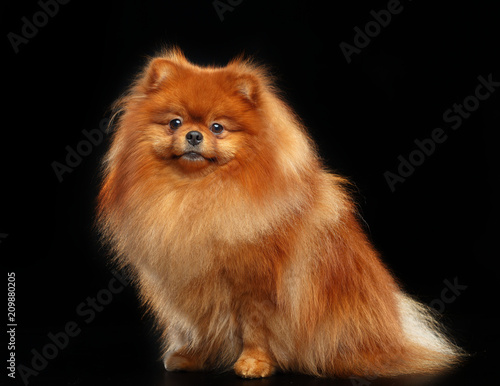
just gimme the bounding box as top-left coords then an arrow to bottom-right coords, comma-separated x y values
186,131 -> 203,146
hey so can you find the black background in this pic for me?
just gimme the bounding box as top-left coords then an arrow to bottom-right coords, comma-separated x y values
2,0 -> 498,385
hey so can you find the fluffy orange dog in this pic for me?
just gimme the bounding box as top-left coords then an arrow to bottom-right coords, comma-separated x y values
97,48 -> 461,378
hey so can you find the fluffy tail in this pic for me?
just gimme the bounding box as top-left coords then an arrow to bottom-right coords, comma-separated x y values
395,292 -> 464,374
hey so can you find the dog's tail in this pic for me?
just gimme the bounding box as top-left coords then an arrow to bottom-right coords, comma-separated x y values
394,292 -> 465,374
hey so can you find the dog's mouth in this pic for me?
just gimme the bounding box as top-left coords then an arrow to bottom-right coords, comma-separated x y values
173,152 -> 217,163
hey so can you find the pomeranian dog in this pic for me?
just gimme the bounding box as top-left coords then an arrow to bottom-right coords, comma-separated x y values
97,48 -> 462,378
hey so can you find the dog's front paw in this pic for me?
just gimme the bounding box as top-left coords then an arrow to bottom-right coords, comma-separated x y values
164,352 -> 203,372
234,355 -> 275,378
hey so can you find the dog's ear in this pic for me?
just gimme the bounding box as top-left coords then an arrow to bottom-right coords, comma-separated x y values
144,58 -> 178,90
235,73 -> 261,105
229,54 -> 267,105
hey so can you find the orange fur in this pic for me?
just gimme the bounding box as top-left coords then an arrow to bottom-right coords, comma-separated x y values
97,47 -> 463,378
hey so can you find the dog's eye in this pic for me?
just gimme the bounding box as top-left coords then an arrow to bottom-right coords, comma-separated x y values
169,119 -> 182,130
210,123 -> 224,134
